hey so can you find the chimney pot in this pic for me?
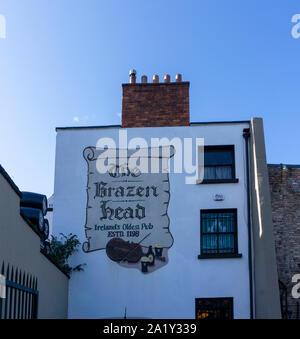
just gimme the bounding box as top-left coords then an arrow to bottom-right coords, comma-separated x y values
164,74 -> 170,83
175,73 -> 182,82
141,75 -> 148,83
153,75 -> 159,83
129,69 -> 137,84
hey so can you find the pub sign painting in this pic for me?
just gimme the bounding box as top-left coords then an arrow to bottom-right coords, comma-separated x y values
82,145 -> 175,274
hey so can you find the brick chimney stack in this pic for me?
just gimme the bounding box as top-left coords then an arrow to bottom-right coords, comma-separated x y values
122,71 -> 190,128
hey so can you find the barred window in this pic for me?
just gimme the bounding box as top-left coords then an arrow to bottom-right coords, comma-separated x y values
201,209 -> 238,256
195,298 -> 234,320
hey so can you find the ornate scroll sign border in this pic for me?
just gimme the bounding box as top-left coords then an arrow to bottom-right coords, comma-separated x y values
82,146 -> 175,274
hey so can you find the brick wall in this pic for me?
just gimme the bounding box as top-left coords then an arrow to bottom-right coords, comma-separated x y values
268,164 -> 300,318
122,76 -> 190,128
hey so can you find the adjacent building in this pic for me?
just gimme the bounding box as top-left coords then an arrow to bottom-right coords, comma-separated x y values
269,164 -> 300,318
0,165 -> 69,318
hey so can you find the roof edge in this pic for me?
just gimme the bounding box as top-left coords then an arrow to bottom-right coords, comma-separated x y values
190,120 -> 250,126
0,164 -> 22,198
268,163 -> 300,168
56,120 -> 250,131
56,124 -> 121,131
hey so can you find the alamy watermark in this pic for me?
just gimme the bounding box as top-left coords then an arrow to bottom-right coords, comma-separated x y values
94,130 -> 204,184
292,274 -> 300,299
0,274 -> 6,299
291,14 -> 300,39
0,14 -> 6,39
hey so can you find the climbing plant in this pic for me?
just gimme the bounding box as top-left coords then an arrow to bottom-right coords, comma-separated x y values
49,233 -> 85,275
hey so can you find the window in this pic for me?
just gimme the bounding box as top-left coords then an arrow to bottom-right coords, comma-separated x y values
199,209 -> 241,258
202,145 -> 237,183
195,298 -> 233,319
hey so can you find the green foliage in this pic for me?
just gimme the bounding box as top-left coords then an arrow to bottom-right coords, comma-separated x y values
49,233 -> 85,275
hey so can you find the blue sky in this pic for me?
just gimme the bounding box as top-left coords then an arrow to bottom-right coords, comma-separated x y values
0,0 -> 299,197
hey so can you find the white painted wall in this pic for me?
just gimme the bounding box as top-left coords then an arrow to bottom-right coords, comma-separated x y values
53,123 -> 251,319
